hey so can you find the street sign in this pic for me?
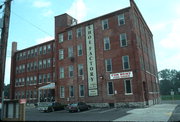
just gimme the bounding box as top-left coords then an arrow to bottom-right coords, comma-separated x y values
170,91 -> 174,96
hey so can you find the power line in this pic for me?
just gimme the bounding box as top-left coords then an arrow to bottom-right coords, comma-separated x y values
11,11 -> 53,37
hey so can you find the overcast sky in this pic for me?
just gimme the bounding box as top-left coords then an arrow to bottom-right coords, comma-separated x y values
3,0 -> 180,85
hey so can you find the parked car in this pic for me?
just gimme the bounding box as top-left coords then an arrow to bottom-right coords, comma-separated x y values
38,102 -> 66,112
66,102 -> 91,112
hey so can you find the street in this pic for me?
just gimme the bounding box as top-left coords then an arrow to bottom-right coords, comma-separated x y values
25,101 -> 180,121
26,107 -> 131,121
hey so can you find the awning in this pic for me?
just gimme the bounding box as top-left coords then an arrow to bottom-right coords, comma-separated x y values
38,83 -> 55,90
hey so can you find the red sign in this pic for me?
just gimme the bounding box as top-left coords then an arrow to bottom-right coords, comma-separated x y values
19,99 -> 26,104
110,71 -> 133,79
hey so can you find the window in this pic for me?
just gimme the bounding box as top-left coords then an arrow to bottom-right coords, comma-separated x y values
105,59 -> 112,72
47,44 -> 51,52
26,77 -> 29,86
34,48 -> 38,56
43,74 -> 47,83
39,46 -> 42,55
60,86 -> 65,98
124,79 -> 132,94
43,60 -> 46,69
77,44 -> 83,56
27,63 -> 30,72
68,47 -> 74,58
34,62 -> 37,70
104,37 -> 110,50
69,65 -> 74,77
59,67 -> 64,79
34,76 -> 37,85
79,85 -> 84,97
68,30 -> 72,40
107,82 -> 114,95
102,19 -> 109,30
47,59 -> 51,67
122,56 -> 130,70
59,49 -> 64,60
120,33 -> 127,47
78,64 -> 83,76
69,86 -> 74,97
118,13 -> 125,25
43,45 -> 46,54
31,49 -> 34,57
76,27 -> 82,38
39,60 -> 42,69
47,73 -> 51,82
39,74 -> 42,84
59,33 -> 63,43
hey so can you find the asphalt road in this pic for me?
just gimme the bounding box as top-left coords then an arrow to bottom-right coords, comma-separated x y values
26,107 -> 132,121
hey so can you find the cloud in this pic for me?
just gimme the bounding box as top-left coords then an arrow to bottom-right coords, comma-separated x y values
66,0 -> 87,23
159,18 -> 180,49
35,36 -> 54,44
33,0 -> 51,8
150,22 -> 168,32
42,9 -> 54,17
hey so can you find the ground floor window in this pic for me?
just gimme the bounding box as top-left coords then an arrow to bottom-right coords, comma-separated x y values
69,86 -> 74,97
60,86 -> 65,98
124,79 -> 133,95
107,82 -> 114,95
79,85 -> 84,97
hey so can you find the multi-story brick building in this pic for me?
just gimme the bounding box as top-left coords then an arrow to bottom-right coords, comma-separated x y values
10,40 -> 56,104
10,0 -> 160,107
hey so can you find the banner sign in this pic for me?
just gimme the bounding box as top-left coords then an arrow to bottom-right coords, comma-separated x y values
110,71 -> 133,79
86,24 -> 98,96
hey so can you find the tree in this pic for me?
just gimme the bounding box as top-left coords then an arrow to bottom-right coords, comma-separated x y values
158,69 -> 180,95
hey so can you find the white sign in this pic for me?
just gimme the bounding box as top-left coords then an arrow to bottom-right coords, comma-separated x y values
110,71 -> 133,79
86,24 -> 98,96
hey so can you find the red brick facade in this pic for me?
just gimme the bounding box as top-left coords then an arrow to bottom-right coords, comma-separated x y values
10,0 -> 160,107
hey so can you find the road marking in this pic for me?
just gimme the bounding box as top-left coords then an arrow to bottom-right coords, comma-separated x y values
99,108 -> 116,113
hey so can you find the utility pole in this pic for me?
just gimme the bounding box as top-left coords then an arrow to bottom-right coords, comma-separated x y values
0,0 -> 12,120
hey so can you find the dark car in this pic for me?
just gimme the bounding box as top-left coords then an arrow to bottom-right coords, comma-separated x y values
67,102 -> 90,112
38,102 -> 66,112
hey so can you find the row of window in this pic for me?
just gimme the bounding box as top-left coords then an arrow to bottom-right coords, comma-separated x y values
15,73 -> 54,87
59,79 -> 132,98
15,90 -> 37,99
59,33 -> 128,60
59,56 -> 130,79
58,13 -> 125,43
16,58 -> 53,74
16,43 -> 54,61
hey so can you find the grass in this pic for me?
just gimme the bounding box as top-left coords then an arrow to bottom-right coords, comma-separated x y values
161,95 -> 180,100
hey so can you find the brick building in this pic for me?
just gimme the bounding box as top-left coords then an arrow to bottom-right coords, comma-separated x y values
10,0 -> 160,107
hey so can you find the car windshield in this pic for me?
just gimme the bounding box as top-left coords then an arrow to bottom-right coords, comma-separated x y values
71,104 -> 78,107
38,102 -> 52,107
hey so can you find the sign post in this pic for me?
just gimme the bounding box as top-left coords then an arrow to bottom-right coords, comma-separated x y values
170,89 -> 174,104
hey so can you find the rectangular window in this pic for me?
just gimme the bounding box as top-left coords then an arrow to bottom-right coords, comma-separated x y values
47,58 -> 51,67
120,33 -> 127,47
79,85 -> 84,97
34,62 -> 37,70
102,19 -> 109,30
43,45 -> 47,54
34,48 -> 38,56
68,65 -> 74,78
68,30 -> 72,40
78,64 -> 83,76
122,55 -> 130,70
47,73 -> 51,82
60,86 -> 65,98
26,77 -> 29,86
68,46 -> 74,58
59,67 -> 64,79
59,33 -> 63,43
39,60 -> 42,69
76,27 -> 82,38
124,79 -> 132,94
39,47 -> 42,55
107,82 -> 114,95
43,74 -> 47,83
105,59 -> 112,72
104,37 -> 110,50
77,44 -> 83,56
39,74 -> 42,84
118,13 -> 125,25
47,44 -> 51,52
69,86 -> 74,97
43,60 -> 46,69
34,76 -> 37,85
59,49 -> 64,60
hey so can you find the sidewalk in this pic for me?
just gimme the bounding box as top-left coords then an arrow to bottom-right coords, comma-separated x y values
114,104 -> 177,122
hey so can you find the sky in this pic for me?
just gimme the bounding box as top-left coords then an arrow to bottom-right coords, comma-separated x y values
2,0 -> 180,85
